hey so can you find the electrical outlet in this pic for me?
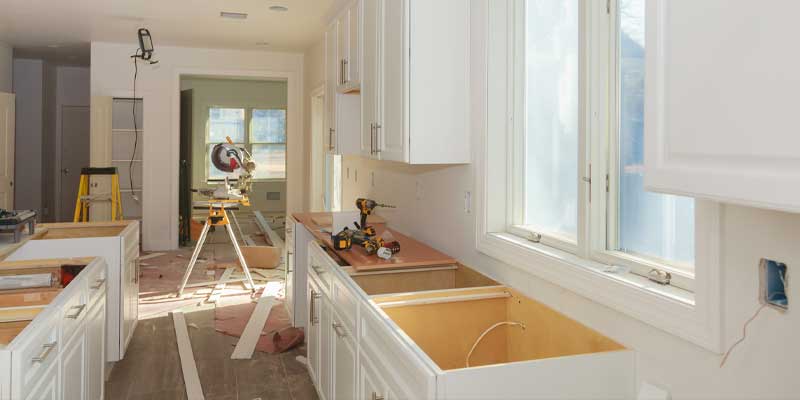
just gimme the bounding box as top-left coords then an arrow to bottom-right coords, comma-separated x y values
464,191 -> 472,214
760,258 -> 788,311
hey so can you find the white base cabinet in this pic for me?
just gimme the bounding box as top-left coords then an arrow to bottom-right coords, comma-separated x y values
6,221 -> 139,362
306,242 -> 636,399
0,257 -> 107,400
286,217 -> 315,328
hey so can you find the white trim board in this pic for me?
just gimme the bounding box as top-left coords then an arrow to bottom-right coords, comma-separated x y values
172,311 -> 205,400
231,295 -> 277,360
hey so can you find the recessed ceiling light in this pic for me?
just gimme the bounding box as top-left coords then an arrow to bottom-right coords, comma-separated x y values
220,11 -> 248,19
269,5 -> 289,12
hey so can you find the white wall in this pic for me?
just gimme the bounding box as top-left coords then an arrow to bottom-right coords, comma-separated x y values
303,39 -> 325,211
91,42 -> 304,250
180,77 -> 288,213
0,43 -> 11,93
12,59 -> 44,213
338,1 -> 800,398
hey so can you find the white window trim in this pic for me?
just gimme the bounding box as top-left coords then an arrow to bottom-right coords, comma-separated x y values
475,0 -> 723,353
204,105 -> 288,183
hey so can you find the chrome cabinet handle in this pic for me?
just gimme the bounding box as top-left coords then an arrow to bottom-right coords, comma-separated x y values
370,123 -> 376,155
91,278 -> 106,290
329,128 -> 335,151
343,59 -> 349,84
332,322 -> 347,338
312,265 -> 325,275
31,342 -> 57,363
372,393 -> 385,400
310,290 -> 320,325
66,304 -> 87,319
375,124 -> 382,153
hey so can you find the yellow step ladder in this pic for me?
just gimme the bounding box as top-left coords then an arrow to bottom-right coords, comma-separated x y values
73,167 -> 124,222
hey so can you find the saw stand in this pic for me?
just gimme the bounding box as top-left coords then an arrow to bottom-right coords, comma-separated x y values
177,200 -> 256,297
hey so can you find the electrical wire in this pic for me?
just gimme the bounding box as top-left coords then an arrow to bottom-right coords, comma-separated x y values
719,304 -> 767,368
466,321 -> 526,368
130,49 -> 140,202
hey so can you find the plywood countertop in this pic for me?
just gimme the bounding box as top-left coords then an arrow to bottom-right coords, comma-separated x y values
293,212 -> 457,271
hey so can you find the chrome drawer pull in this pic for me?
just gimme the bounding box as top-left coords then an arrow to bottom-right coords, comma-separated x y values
91,278 -> 106,290
66,304 -> 87,319
31,342 -> 57,363
372,393 -> 385,400
310,290 -> 320,325
312,265 -> 325,275
332,322 -> 347,338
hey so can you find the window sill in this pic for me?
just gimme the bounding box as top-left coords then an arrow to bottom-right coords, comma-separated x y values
477,231 -> 722,353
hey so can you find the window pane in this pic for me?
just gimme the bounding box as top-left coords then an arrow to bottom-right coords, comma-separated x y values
252,144 -> 286,180
251,109 -> 286,143
208,108 -> 245,143
616,0 -> 694,264
522,0 -> 580,240
207,143 -> 245,180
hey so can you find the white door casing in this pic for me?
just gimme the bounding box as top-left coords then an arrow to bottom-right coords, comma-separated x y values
0,93 -> 15,210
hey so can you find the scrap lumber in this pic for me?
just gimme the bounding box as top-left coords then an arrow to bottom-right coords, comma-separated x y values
171,311 -> 205,400
207,267 -> 234,304
254,211 -> 284,250
230,295 -> 277,360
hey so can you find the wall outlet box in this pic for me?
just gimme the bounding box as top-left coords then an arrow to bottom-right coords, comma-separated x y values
760,258 -> 788,311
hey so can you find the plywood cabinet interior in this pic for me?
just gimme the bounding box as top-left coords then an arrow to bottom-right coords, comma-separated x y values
360,0 -> 469,164
645,0 -> 800,212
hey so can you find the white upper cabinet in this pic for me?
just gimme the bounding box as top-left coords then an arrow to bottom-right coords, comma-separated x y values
326,16 -> 362,157
361,0 -> 470,164
335,1 -> 361,93
645,0 -> 800,212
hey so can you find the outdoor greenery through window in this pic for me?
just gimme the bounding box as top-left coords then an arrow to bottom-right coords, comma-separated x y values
207,107 -> 286,181
515,0 -> 695,279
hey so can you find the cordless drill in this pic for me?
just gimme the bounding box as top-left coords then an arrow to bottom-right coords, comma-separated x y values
354,198 -> 395,235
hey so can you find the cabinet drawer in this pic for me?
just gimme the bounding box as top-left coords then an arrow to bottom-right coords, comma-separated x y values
60,278 -> 89,344
85,260 -> 108,308
13,313 -> 60,397
331,277 -> 358,334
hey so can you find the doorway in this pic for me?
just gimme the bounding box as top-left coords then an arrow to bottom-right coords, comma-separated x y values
58,105 -> 90,221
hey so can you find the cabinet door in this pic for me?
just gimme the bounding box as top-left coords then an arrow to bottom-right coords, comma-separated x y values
61,326 -> 87,400
378,0 -> 407,162
361,0 -> 379,157
337,13 -> 349,87
644,1 -> 800,212
24,363 -> 58,400
360,352 -> 387,400
122,257 -> 138,356
319,293 -> 333,400
325,21 -> 339,155
331,313 -> 357,400
86,300 -> 106,400
348,1 -> 361,84
306,279 -> 322,386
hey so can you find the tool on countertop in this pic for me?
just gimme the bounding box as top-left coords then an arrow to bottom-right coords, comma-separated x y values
331,227 -> 353,250
177,136 -> 258,297
355,198 -> 395,234
0,209 -> 36,243
377,241 -> 401,260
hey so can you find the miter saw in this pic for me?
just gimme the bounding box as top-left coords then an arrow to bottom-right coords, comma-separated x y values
177,136 -> 259,297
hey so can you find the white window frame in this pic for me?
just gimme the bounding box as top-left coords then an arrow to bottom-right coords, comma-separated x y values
476,0 -> 723,353
205,105 -> 287,182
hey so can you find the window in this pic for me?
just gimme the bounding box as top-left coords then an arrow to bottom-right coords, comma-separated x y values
206,107 -> 286,181
508,0 -> 694,287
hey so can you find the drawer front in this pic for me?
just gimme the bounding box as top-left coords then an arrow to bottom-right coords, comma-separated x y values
12,313 -> 60,397
85,260 -> 108,308
60,274 -> 90,345
308,243 -> 333,294
360,304 -> 436,400
331,276 -> 358,334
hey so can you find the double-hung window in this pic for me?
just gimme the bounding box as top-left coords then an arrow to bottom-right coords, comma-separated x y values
206,107 -> 287,181
479,0 -> 721,351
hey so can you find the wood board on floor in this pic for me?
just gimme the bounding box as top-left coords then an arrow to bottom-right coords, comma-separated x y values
230,295 -> 277,360
172,311 -> 205,400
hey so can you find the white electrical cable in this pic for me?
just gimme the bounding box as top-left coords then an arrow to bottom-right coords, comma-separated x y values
465,321 -> 527,368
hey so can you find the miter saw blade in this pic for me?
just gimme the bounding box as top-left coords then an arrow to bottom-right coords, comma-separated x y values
210,143 -> 243,173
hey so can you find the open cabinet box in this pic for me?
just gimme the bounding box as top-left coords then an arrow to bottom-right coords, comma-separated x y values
0,258 -> 92,347
345,263 -> 500,296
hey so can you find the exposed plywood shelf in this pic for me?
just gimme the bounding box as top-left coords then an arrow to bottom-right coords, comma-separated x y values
0,321 -> 30,346
35,221 -> 136,240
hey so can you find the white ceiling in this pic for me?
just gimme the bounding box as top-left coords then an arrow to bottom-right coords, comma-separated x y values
0,0 -> 334,55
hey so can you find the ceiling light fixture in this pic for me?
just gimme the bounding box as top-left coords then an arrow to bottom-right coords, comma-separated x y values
220,11 -> 248,19
269,5 -> 289,12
